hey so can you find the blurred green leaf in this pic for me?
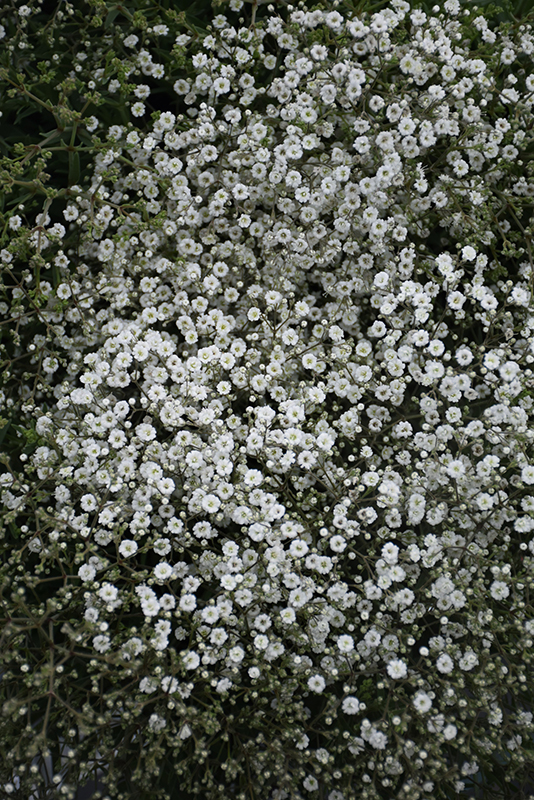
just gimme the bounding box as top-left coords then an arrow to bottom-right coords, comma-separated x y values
0,420 -> 10,448
104,6 -> 121,28
68,149 -> 80,186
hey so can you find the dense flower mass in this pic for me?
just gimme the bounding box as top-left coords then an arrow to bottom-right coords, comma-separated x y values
2,0 -> 534,798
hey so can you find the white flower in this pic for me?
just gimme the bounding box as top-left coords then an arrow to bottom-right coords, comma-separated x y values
436,654 -> 454,674
149,713 -> 166,732
154,563 -> 173,583
244,469 -> 263,487
78,564 -> 96,582
181,651 -> 200,670
158,477 -> 175,495
279,607 -> 296,625
381,542 -> 399,564
141,597 -> 161,617
461,245 -> 477,261
98,583 -> 118,602
490,580 -> 510,601
302,353 -> 317,370
413,691 -> 433,713
387,659 -> 408,679
289,539 -> 309,557
476,492 -> 494,511
135,423 -> 157,442
341,696 -> 361,714
216,678 -> 233,694
521,465 -> 534,485
229,646 -> 245,663
443,724 -> 457,740
316,432 -> 335,450
130,101 -> 145,117
459,650 -> 479,671
247,306 -> 261,321
119,539 -> 138,558
294,300 -> 309,317
368,730 -> 388,749
93,635 -> 111,653
254,634 -> 269,650
330,535 -> 347,553
220,575 -> 237,590
201,493 -> 221,513
308,674 -> 326,693
310,44 -> 328,60
337,634 -> 354,653
179,593 -> 197,611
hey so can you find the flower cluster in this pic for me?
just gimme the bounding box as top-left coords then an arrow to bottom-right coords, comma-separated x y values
2,0 -> 534,798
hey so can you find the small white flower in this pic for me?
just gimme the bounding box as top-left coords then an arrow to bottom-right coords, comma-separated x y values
341,696 -> 361,714
220,574 -> 237,590
78,564 -> 96,582
490,580 -> 510,601
80,493 -> 98,511
131,101 -> 146,117
154,563 -> 174,583
387,659 -> 407,679
247,307 -> 261,321
135,423 -> 157,442
201,493 -> 221,513
413,691 -> 432,713
308,674 -> 326,693
330,535 -> 347,553
476,492 -> 494,511
119,539 -> 138,558
279,607 -> 296,625
158,477 -> 175,495
302,353 -> 317,370
381,542 -> 399,564
141,597 -> 161,617
461,245 -> 477,261
521,465 -> 534,485
181,651 -> 200,670
98,583 -> 118,602
179,593 -> 197,611
446,459 -> 465,479
216,677 -> 233,694
93,635 -> 111,653
443,724 -> 457,740
436,654 -> 454,674
229,646 -> 245,663
8,214 -> 21,231
337,634 -> 354,653
289,539 -> 309,557
244,469 -> 263,487
213,77 -> 231,95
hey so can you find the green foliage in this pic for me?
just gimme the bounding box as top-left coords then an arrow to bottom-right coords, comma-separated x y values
2,1 -> 534,799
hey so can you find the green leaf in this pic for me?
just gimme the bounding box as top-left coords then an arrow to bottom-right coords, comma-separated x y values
52,262 -> 61,289
8,192 -> 34,209
8,521 -> 19,540
68,149 -> 80,186
185,16 -> 209,36
0,420 -> 11,447
104,6 -> 120,29
13,103 -> 40,127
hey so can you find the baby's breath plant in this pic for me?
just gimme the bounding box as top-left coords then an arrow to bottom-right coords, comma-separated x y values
3,1 -> 534,799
